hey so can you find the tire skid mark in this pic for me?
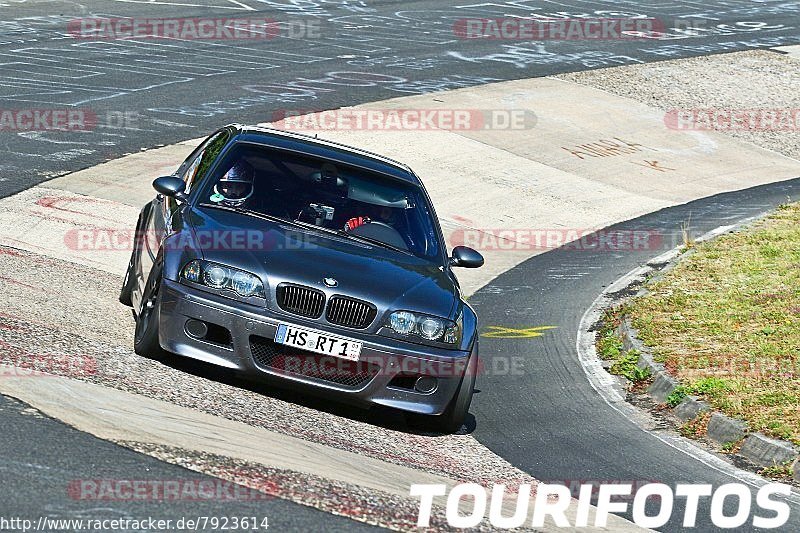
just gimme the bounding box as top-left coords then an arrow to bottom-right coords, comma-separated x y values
0,238 -> 116,271
0,275 -> 46,293
0,188 -> 136,275
27,211 -> 110,232
0,336 -> 97,380
35,195 -> 126,225
0,244 -> 66,267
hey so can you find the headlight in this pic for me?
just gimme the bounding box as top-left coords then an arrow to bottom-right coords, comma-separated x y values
386,310 -> 460,345
389,311 -> 416,335
183,260 -> 201,282
181,260 -> 265,299
231,270 -> 260,297
443,314 -> 462,344
204,265 -> 228,289
418,316 -> 444,340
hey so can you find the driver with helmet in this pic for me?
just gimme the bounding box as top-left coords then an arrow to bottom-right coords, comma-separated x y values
214,160 -> 256,208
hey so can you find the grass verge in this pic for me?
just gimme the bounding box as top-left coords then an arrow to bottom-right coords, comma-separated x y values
630,202 -> 800,446
597,307 -> 651,384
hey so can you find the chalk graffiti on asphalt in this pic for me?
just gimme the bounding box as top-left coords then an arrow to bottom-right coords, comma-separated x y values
149,74 -> 501,117
0,0 -> 797,156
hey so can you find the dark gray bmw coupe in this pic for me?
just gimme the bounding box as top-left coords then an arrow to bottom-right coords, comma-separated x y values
120,124 -> 484,432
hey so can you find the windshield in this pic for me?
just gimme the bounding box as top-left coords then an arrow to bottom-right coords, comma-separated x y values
198,142 -> 442,260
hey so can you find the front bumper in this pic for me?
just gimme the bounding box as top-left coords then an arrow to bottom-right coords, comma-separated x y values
158,279 -> 474,415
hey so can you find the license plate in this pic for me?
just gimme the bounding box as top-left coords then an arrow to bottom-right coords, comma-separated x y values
274,324 -> 362,361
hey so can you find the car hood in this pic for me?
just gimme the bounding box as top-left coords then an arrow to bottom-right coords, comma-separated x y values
186,207 -> 458,318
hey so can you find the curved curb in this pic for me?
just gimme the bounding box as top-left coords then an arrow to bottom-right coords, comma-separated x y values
624,316 -> 799,473
630,313 -> 798,465
576,216 -> 800,490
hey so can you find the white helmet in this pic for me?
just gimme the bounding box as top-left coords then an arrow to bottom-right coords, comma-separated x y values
214,160 -> 255,206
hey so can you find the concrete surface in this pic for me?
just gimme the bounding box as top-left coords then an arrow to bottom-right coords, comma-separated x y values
707,413 -> 748,446
673,397 -> 711,423
646,372 -> 680,404
775,45 -> 800,59
0,367 -> 451,497
557,49 -> 800,161
740,434 -> 799,468
0,394 -> 378,532
0,365 -> 644,532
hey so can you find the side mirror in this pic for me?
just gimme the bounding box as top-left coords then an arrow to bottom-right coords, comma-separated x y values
153,176 -> 188,202
450,246 -> 484,268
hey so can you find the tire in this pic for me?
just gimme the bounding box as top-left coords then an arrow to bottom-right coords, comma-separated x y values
133,270 -> 166,358
119,211 -> 146,307
408,350 -> 478,434
118,247 -> 137,307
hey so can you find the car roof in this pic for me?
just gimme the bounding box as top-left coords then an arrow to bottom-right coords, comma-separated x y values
231,124 -> 420,185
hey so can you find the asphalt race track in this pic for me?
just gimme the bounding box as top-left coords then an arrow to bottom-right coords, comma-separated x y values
2,0 -> 800,197
470,179 -> 800,531
2,1 -> 800,531
0,395 -> 378,531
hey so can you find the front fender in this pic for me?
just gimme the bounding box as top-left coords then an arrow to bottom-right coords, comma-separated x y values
459,301 -> 479,353
162,229 -> 204,282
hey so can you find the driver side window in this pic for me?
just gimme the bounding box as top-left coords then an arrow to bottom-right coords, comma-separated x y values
178,130 -> 230,193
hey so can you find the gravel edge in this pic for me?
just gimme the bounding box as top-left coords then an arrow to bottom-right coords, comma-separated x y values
116,441 -> 532,533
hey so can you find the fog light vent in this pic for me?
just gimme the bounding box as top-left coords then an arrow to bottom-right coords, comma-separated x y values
414,376 -> 438,394
185,319 -> 208,339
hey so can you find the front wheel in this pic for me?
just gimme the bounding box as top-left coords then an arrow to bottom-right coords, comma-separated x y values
120,211 -> 146,307
119,247 -> 137,307
134,272 -> 166,358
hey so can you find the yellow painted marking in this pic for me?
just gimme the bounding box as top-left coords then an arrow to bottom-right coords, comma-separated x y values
481,325 -> 557,339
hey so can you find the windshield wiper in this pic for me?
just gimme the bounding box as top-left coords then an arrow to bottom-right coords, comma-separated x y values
199,203 -> 411,254
199,202 -> 262,217
336,230 -> 411,255
199,203 -> 340,237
